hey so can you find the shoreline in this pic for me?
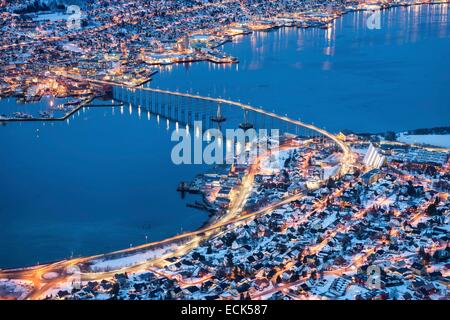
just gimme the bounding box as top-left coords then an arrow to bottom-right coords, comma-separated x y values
1,2 -> 449,270
149,2 -> 450,67
2,2 -> 449,123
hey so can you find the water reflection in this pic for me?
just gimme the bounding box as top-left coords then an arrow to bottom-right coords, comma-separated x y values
150,5 -> 450,133
0,102 -> 209,268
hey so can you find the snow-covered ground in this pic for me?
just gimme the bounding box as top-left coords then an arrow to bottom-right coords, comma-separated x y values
321,212 -> 337,229
342,285 -> 369,300
260,149 -> 291,173
351,146 -> 369,155
398,133 -> 450,149
32,12 -> 69,22
62,43 -> 84,53
89,245 -> 176,272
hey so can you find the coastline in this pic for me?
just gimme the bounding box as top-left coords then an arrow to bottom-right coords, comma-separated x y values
0,4 -> 449,301
148,2 -> 450,71
1,1 -> 449,270
3,2 -> 450,122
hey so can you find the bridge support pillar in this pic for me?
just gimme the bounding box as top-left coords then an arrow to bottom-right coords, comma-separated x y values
239,110 -> 253,131
211,102 -> 226,122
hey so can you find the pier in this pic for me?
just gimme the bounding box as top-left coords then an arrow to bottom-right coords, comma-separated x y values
0,97 -> 95,123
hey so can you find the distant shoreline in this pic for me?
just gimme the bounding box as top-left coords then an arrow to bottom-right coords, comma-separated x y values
347,126 -> 450,150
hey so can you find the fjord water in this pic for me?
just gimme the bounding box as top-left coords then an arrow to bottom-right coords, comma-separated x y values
0,106 -> 207,268
152,4 -> 450,133
1,5 -> 449,268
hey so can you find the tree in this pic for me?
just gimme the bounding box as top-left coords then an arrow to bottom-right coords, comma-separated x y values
326,178 -> 336,189
391,288 -> 399,300
111,282 -> 120,297
407,182 -> 416,197
434,196 -> 440,205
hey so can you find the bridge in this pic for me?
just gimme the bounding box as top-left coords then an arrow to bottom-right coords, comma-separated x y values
0,80 -> 357,299
112,84 -> 355,175
8,74 -> 354,173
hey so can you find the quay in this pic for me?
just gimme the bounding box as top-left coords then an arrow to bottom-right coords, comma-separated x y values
177,181 -> 201,194
87,102 -> 124,107
111,84 -> 354,174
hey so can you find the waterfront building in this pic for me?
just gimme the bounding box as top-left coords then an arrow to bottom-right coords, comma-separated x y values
363,143 -> 386,169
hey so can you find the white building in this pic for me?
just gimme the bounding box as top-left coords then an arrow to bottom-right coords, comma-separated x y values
363,144 -> 386,169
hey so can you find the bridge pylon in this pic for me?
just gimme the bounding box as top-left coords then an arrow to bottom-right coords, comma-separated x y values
211,102 -> 226,123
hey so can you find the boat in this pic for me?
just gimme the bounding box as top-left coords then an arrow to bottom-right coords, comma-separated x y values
39,111 -> 51,118
66,99 -> 81,105
320,23 -> 332,30
12,112 -> 33,119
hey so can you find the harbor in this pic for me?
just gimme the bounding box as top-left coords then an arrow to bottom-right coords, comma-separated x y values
0,0 -> 449,302
0,101 -> 210,269
1,3 -> 449,268
0,97 -> 93,122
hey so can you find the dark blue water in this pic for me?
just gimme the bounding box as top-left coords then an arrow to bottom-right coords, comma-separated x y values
1,5 -> 449,268
151,4 -> 450,133
0,105 -> 207,268
0,96 -> 70,118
